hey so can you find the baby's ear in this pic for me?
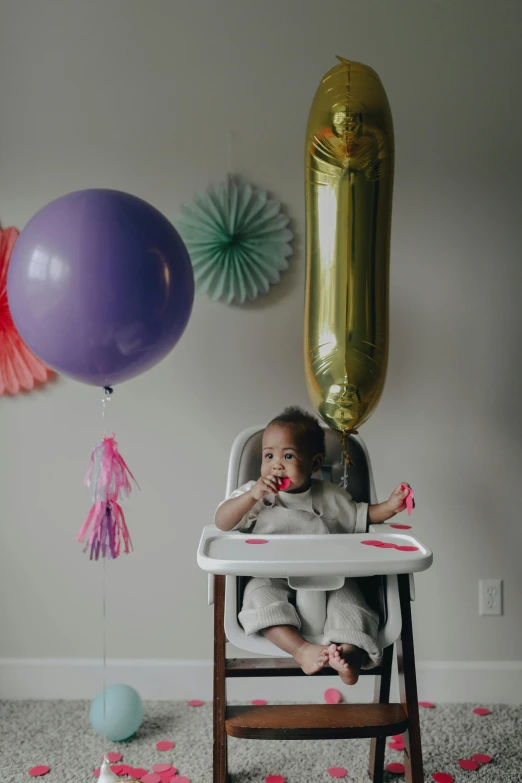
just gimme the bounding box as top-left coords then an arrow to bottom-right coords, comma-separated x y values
312,453 -> 324,472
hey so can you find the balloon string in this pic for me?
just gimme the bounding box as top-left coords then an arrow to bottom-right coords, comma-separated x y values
101,386 -> 112,753
102,552 -> 107,749
226,130 -> 235,180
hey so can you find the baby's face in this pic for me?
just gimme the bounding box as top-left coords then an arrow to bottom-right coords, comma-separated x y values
261,424 -> 321,492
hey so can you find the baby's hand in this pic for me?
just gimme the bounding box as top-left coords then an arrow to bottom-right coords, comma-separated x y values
387,483 -> 415,516
250,475 -> 280,501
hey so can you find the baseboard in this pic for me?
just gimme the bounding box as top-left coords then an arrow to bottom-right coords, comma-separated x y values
1,658 -> 521,703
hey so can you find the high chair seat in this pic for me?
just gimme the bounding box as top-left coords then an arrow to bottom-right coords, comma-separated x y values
199,425 -> 433,783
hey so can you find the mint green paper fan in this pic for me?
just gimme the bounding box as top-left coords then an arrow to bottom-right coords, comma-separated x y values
175,179 -> 293,305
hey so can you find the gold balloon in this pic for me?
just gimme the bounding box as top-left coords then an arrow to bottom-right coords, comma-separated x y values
304,57 -> 394,436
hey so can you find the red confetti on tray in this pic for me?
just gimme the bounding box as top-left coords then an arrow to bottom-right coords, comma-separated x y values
29,768 -> 50,778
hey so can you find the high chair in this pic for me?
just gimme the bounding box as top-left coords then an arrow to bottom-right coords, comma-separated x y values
197,426 -> 433,783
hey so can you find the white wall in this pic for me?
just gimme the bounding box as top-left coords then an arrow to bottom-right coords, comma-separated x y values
1,0 -> 521,689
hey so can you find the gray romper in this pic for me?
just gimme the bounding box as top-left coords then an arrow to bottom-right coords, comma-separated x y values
222,479 -> 382,668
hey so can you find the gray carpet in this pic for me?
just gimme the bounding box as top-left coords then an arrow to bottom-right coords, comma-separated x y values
1,700 -> 521,782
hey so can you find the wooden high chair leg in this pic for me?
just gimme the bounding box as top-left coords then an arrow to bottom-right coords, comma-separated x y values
213,575 -> 230,783
368,644 -> 393,783
397,574 -> 424,783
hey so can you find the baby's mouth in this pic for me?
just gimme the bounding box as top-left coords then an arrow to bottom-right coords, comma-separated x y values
277,477 -> 291,491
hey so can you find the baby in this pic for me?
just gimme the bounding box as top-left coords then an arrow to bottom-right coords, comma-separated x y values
215,406 -> 413,685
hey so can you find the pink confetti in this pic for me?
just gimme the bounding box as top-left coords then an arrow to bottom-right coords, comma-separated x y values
395,545 -> 419,552
388,740 -> 405,750
432,774 -> 454,783
379,542 -> 399,548
172,778 -> 191,783
458,760 -> 479,771
93,770 -> 100,778
142,775 -> 161,783
102,753 -> 123,763
129,768 -> 149,778
187,699 -> 204,707
156,741 -> 175,751
472,707 -> 490,716
252,699 -> 267,705
390,523 -> 412,529
245,539 -> 269,544
159,772 -> 177,783
419,701 -> 435,708
152,765 -> 174,773
391,734 -> 403,741
327,767 -> 348,778
265,777 -> 286,783
472,754 -> 492,764
386,762 -> 405,774
110,766 -> 123,775
29,768 -> 50,778
361,540 -> 385,546
119,766 -> 134,776
324,688 -> 342,704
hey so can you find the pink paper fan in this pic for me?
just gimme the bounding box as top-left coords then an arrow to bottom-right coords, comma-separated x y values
1,227 -> 51,395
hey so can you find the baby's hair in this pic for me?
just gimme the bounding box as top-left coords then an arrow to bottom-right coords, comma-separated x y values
268,406 -> 326,457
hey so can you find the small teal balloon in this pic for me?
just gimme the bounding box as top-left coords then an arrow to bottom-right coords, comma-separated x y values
90,683 -> 144,742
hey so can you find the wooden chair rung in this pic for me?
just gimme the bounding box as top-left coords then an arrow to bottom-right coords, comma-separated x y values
225,656 -> 384,677
225,703 -> 408,740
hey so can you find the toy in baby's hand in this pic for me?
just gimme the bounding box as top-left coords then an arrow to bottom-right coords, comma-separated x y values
400,483 -> 414,516
278,477 -> 291,491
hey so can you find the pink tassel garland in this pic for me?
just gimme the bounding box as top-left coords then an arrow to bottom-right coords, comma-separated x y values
77,435 -> 138,560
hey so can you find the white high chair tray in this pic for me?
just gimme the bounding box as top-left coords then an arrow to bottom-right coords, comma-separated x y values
198,525 -> 433,578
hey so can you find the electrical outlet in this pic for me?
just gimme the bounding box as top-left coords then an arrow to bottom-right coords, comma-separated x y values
479,579 -> 503,616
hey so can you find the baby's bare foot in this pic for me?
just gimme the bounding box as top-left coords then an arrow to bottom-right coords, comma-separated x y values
294,642 -> 330,675
328,643 -> 363,685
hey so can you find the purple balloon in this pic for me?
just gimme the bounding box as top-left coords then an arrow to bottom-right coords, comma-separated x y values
7,189 -> 194,386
